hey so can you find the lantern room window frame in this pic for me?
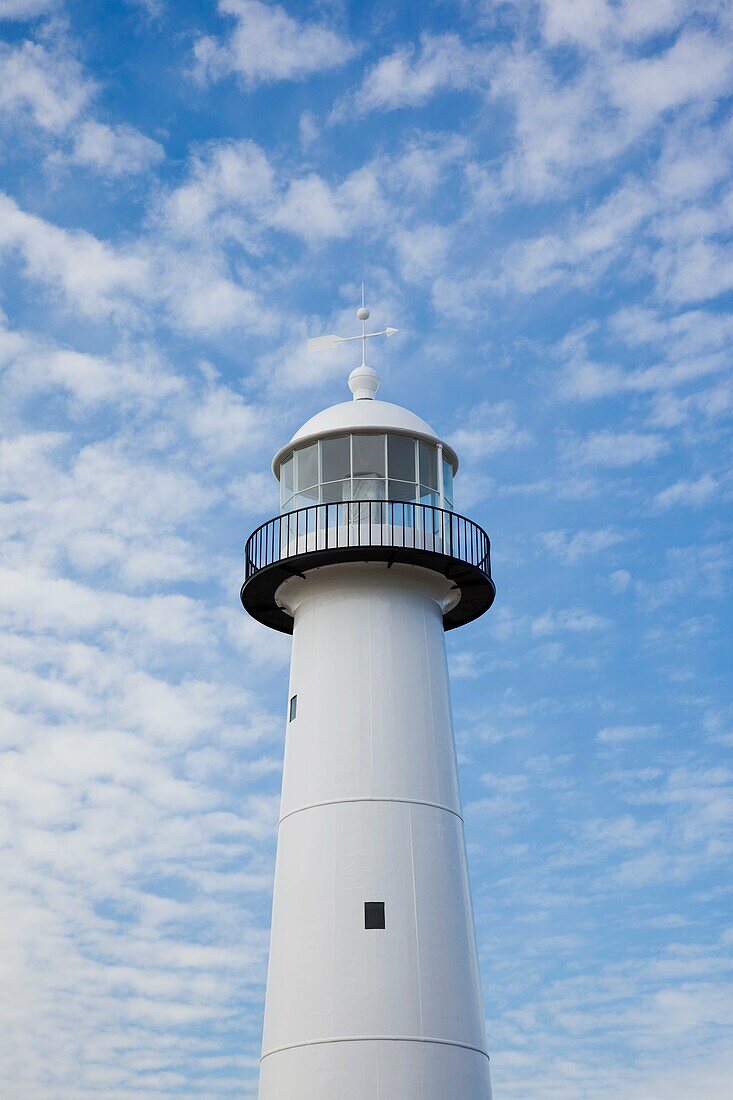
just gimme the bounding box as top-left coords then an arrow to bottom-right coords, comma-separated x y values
279,433 -> 454,515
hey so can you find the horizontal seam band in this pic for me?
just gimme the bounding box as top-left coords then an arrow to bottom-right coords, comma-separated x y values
279,796 -> 463,826
261,1035 -> 489,1062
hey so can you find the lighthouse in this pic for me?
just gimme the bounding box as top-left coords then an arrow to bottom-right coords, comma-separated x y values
241,299 -> 496,1099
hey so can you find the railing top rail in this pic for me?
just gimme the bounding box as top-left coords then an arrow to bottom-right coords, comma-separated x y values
243,499 -> 492,584
244,498 -> 468,544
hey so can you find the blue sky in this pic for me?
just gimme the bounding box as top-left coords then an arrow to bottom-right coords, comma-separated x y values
0,0 -> 732,1096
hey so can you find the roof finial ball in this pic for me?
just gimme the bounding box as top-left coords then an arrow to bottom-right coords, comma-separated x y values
348,363 -> 380,400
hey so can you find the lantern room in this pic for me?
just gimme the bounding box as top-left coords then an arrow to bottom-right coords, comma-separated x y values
276,432 -> 455,513
271,375 -> 459,516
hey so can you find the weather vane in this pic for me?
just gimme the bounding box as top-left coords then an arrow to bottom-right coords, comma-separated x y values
307,284 -> 398,370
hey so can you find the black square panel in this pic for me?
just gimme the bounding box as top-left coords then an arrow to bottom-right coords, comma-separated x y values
364,902 -> 385,929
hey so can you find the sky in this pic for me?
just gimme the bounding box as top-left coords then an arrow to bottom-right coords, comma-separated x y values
0,0 -> 732,1097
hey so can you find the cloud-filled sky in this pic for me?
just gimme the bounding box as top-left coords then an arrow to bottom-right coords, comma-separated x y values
1,0 -> 732,1096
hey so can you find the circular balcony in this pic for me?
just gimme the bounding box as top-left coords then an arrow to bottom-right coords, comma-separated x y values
241,500 -> 496,634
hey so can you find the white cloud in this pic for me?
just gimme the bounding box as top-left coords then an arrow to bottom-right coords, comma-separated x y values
539,527 -> 627,564
393,223 -> 452,281
557,306 -> 733,403
0,312 -> 180,409
192,0 -> 356,88
0,0 -> 55,16
332,33 -> 489,120
538,0 -> 717,51
188,382 -> 267,458
0,39 -> 92,132
63,120 -> 164,177
609,31 -> 733,131
487,48 -> 616,200
153,132 -> 473,287
0,191 -> 278,336
298,109 -> 319,151
487,15 -> 733,204
654,235 -> 733,306
0,191 -> 151,320
597,724 -> 661,744
501,178 -> 656,294
613,305 -> 733,360
0,31 -> 164,181
159,138 -> 393,250
160,139 -> 274,243
653,474 -> 719,511
653,119 -> 733,203
609,569 -> 632,593
531,607 -> 609,635
270,165 -> 385,243
567,430 -> 671,468
437,175 -> 659,318
452,401 -> 532,462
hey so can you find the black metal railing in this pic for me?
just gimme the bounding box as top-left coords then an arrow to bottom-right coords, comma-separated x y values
244,500 -> 491,582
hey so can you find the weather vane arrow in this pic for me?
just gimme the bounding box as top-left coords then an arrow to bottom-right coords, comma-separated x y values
307,284 -> 398,368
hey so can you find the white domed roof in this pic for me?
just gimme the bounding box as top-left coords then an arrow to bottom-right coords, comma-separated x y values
272,397 -> 458,476
295,399 -> 439,444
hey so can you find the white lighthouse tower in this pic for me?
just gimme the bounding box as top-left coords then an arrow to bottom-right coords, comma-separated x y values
241,300 -> 496,1099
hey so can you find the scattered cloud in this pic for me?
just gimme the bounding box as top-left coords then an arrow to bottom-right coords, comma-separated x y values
609,568 -> 632,593
0,191 -> 151,319
61,120 -> 165,177
531,606 -> 610,635
566,430 -> 671,468
0,38 -> 92,133
538,527 -> 627,564
0,0 -> 56,17
332,32 -> 489,120
452,401 -> 532,462
0,190 -> 278,335
159,138 -> 275,244
488,13 -> 733,202
597,723 -> 661,744
270,165 -> 385,243
653,474 -> 720,511
538,0 -> 687,49
192,0 -> 357,88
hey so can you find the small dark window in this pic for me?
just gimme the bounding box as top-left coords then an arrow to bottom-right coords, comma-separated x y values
289,695 -> 297,721
364,902 -> 385,929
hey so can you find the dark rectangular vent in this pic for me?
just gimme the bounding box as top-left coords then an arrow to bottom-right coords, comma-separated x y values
289,695 -> 297,721
364,902 -> 385,929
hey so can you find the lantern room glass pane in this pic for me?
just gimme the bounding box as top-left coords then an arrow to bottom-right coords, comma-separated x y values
321,435 -> 350,482
352,434 -> 385,477
322,479 -> 350,503
442,459 -> 454,506
387,434 -> 416,482
420,487 -> 439,508
293,485 -> 319,510
280,453 -> 293,496
296,443 -> 318,491
352,478 -> 385,501
388,479 -> 417,503
419,442 -> 438,490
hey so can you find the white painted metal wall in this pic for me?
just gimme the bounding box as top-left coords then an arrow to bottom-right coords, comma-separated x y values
258,563 -> 492,1099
